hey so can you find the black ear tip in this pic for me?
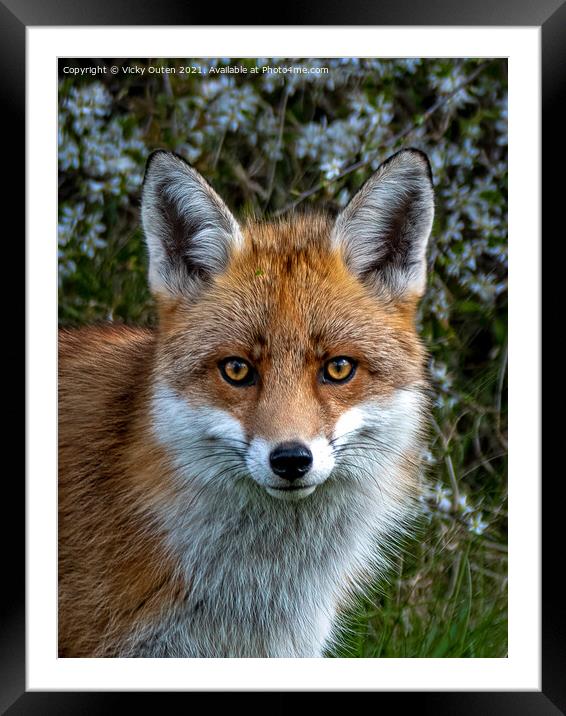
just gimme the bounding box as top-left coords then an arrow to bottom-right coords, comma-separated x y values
146,149 -> 171,165
143,149 -> 170,184
400,147 -> 434,183
143,150 -> 195,185
381,147 -> 433,184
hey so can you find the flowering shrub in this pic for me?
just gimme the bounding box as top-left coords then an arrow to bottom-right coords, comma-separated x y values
58,58 -> 508,657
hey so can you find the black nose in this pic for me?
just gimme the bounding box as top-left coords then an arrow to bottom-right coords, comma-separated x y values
269,442 -> 313,481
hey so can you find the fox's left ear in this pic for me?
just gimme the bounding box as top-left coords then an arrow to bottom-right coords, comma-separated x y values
331,148 -> 434,301
141,151 -> 243,298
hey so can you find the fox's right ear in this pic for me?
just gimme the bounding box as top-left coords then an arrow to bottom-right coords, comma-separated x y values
141,151 -> 243,298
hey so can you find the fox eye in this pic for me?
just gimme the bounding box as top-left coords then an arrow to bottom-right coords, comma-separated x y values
322,357 -> 357,384
219,357 -> 256,386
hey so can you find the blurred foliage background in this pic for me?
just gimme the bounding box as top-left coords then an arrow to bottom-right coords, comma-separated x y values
58,58 -> 508,657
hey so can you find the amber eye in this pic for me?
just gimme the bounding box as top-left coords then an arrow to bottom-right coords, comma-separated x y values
322,356 -> 357,384
219,357 -> 256,386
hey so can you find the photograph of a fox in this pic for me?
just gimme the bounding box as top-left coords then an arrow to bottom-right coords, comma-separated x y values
58,57 -> 508,658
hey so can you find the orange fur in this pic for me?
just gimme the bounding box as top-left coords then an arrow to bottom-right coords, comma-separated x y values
58,328 -> 185,655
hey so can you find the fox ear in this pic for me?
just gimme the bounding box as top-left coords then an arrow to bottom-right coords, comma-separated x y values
141,151 -> 243,297
331,149 -> 434,301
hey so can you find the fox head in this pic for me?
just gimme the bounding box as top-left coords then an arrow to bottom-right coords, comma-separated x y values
142,150 -> 433,507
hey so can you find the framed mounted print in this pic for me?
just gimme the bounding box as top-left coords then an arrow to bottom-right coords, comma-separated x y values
8,0 -> 559,710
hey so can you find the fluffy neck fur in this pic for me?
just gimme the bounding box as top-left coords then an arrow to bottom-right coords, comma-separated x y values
114,379 -> 423,658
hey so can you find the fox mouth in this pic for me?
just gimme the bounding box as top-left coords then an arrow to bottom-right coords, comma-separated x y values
264,484 -> 317,500
269,484 -> 310,491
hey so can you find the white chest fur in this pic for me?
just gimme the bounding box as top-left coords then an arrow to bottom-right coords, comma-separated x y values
125,484 -> 390,657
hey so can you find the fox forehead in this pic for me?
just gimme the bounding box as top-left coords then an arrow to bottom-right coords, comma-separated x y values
158,214 -> 422,363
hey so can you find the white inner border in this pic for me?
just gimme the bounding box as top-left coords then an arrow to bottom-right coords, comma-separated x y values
27,27 -> 540,691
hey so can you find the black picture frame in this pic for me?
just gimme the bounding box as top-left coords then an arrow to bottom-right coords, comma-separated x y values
10,0 -> 558,711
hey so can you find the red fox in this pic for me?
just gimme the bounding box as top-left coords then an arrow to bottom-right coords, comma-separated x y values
58,148 -> 434,657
